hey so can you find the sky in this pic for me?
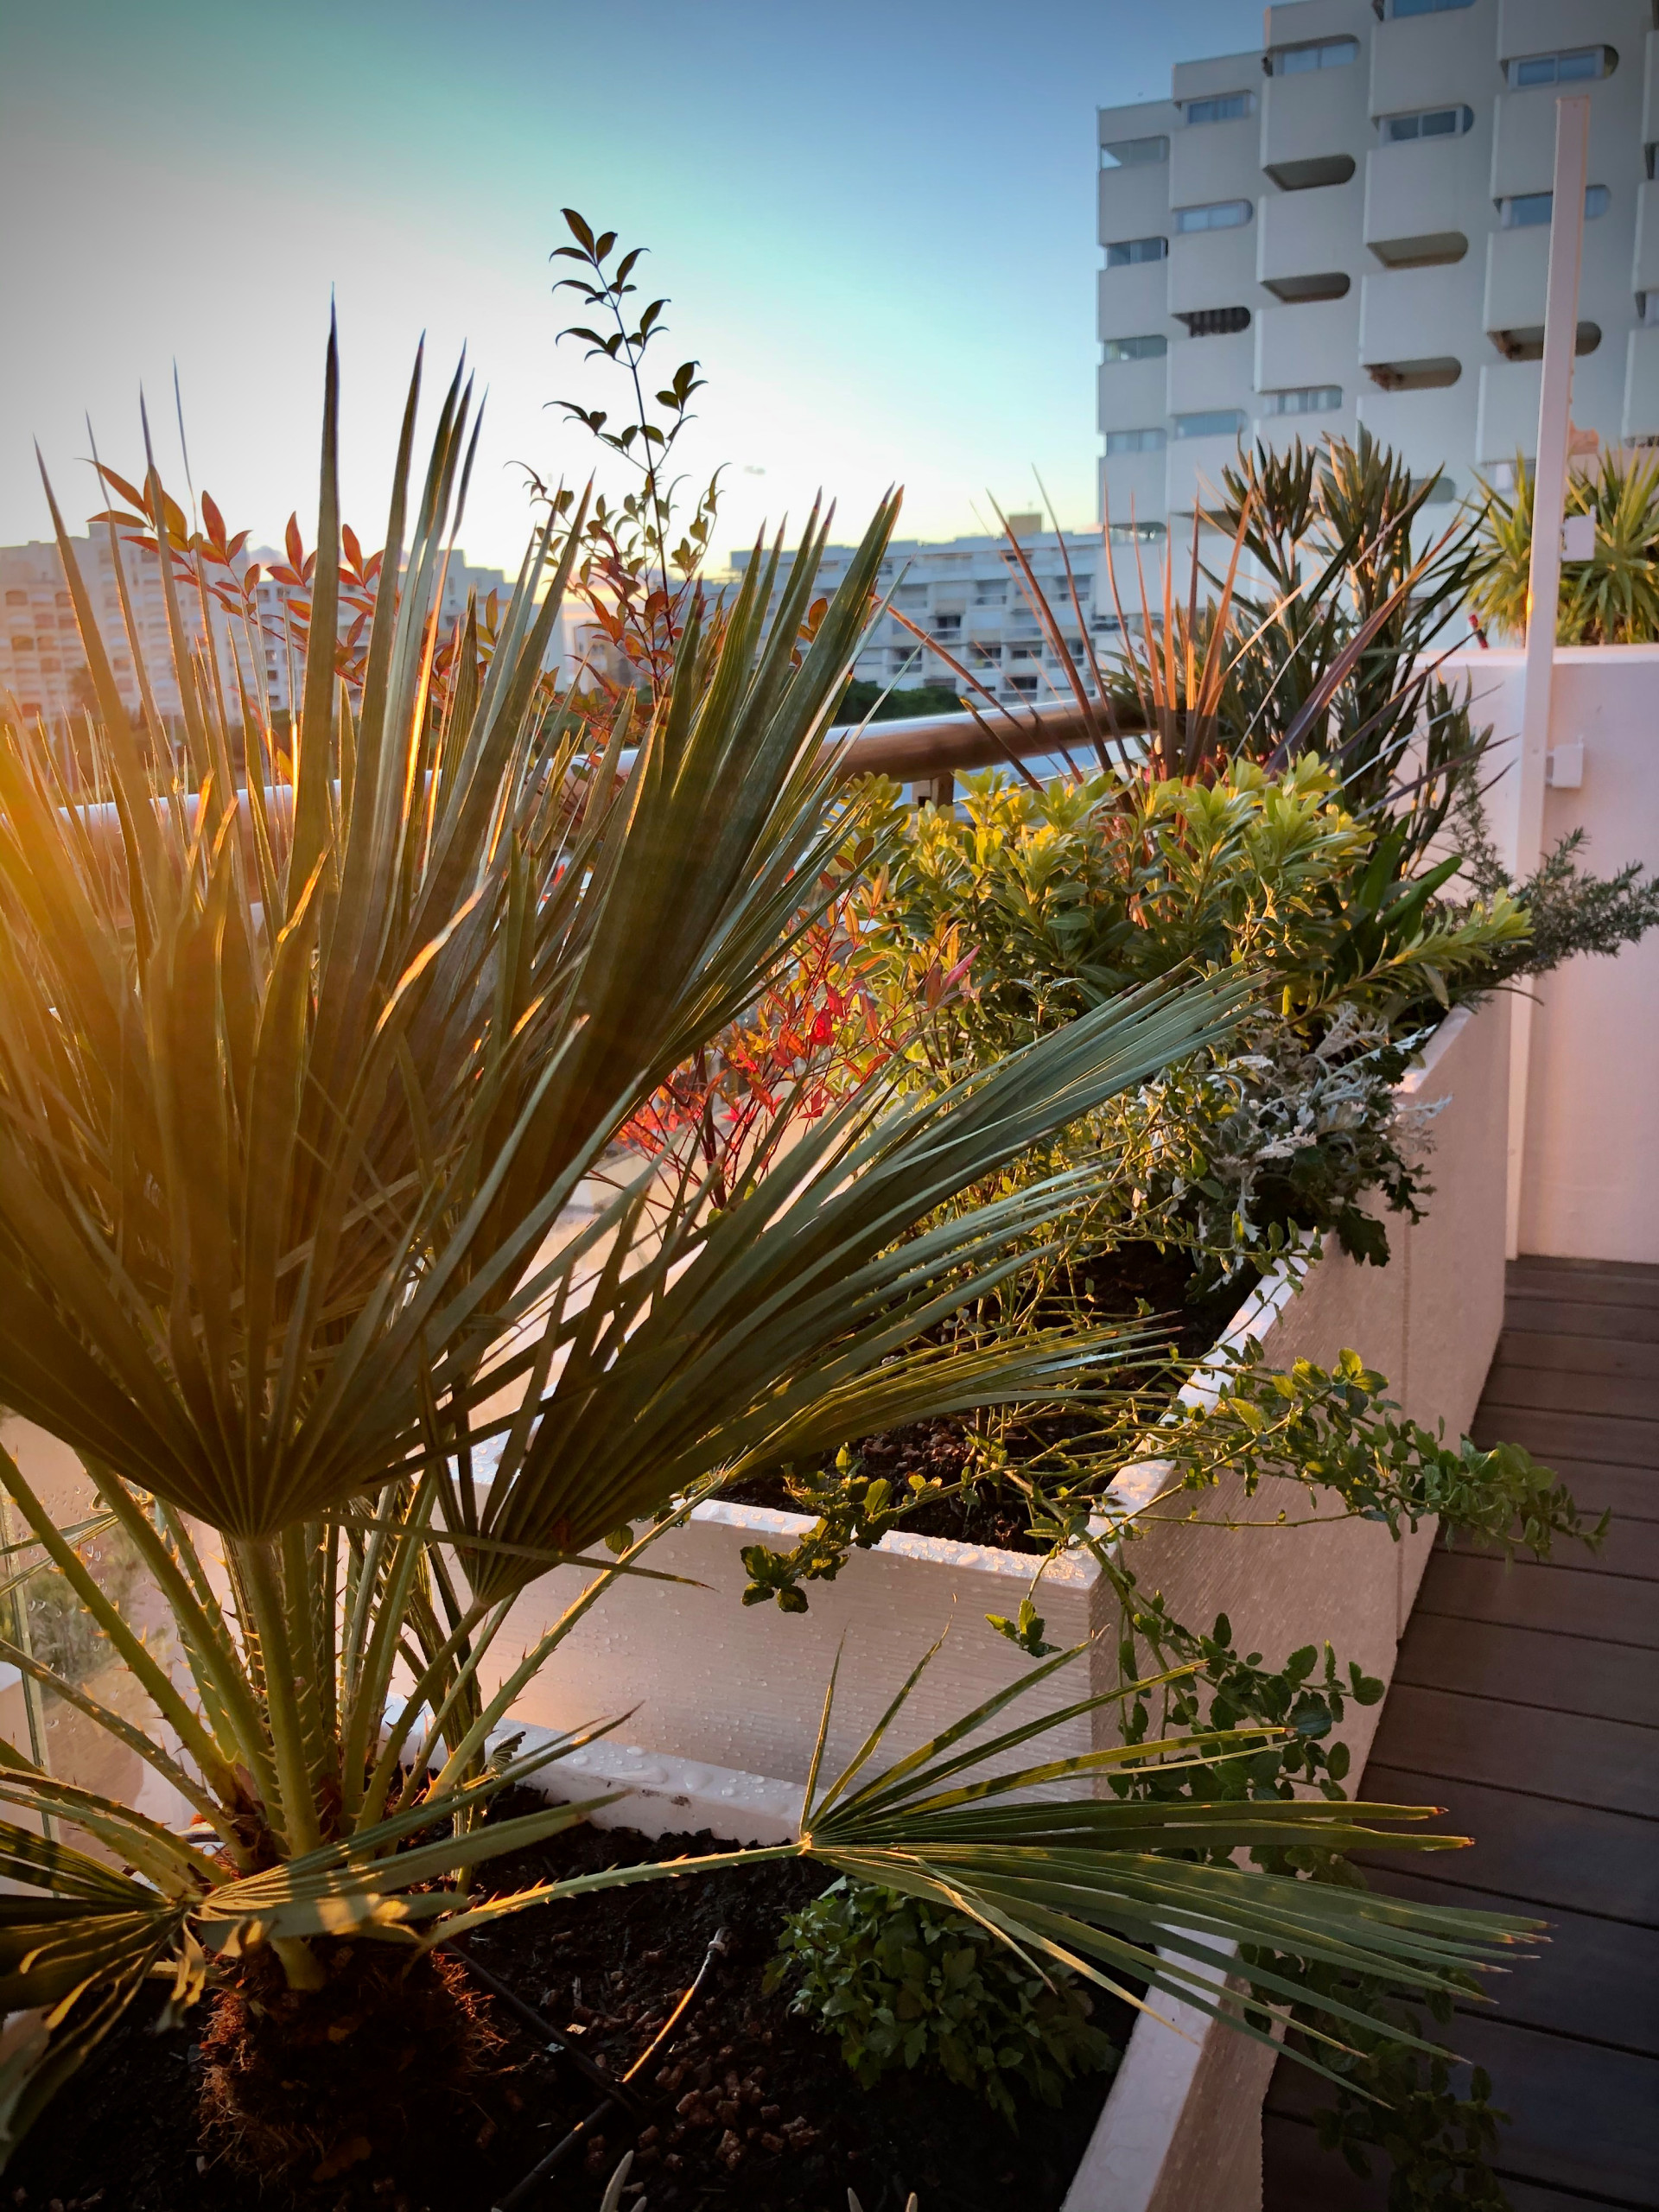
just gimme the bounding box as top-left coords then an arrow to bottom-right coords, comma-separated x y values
0,0 -> 1267,575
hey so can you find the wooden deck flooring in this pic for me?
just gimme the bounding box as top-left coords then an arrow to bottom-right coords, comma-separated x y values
1262,1256 -> 1659,2210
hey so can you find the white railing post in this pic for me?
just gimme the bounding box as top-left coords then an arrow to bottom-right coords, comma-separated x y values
1506,92 -> 1591,1260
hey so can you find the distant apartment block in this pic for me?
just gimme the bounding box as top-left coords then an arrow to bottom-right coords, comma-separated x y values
0,528 -> 516,728
1097,0 -> 1659,533
734,526 -> 1112,709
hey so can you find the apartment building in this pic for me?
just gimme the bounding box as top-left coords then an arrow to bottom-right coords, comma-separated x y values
1097,0 -> 1659,533
0,531 -> 516,727
732,525 -> 1114,709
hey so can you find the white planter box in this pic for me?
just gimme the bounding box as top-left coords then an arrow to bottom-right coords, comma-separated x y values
493,997 -> 1510,2212
496,999 -> 1509,1793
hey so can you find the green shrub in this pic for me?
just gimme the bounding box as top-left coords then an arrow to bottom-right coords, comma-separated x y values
1471,446 -> 1659,645
767,1878 -> 1120,2125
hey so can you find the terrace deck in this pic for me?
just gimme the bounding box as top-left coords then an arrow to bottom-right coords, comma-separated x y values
1262,1255 -> 1659,2210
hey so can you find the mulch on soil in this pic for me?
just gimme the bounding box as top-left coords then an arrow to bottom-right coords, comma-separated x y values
12,1815 -> 1135,2212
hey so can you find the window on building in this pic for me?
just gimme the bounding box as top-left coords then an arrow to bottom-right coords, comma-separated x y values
1506,48 -> 1615,88
3,591 -> 25,607
1264,385 -> 1343,416
1269,38 -> 1359,73
1108,521 -> 1167,543
1176,305 -> 1253,335
1184,92 -> 1254,124
1500,185 -> 1611,228
1173,409 -> 1248,440
1102,334 -> 1168,362
931,613 -> 963,635
1105,428 -> 1167,454
1104,235 -> 1168,267
1411,474 -> 1458,505
1382,105 -> 1475,141
1174,199 -> 1254,233
1100,134 -> 1169,167
974,582 -> 1008,602
893,584 -> 929,606
9,637 -> 34,653
1640,292 -> 1659,327
1008,673 -> 1040,694
1389,0 -> 1472,15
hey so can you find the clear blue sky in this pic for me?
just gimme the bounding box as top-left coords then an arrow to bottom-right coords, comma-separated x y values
1,0 -> 1266,573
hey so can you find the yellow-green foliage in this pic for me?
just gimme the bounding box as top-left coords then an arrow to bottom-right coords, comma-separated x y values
864,756 -> 1526,1071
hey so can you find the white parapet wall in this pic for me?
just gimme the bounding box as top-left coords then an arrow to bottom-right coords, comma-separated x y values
1446,643 -> 1659,1266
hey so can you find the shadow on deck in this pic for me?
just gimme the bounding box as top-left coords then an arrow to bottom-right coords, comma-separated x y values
1262,1255 -> 1659,2211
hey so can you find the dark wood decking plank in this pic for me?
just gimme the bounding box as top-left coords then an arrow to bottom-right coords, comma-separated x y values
1263,2119 -> 1644,2212
1357,1767 -> 1659,1925
1368,1685 -> 1659,1819
1501,1332 -> 1659,1383
1414,1551 -> 1659,1645
1510,1258 -> 1659,1304
1448,1521 -> 1659,1581
1393,1615 -> 1659,1728
1433,2017 -> 1659,2207
1262,2114 -> 1390,2211
1267,2016 -> 1659,2207
1534,1458 -> 1659,1523
1471,1404 -> 1659,1470
1484,1364 -> 1659,1423
1504,1292 -> 1659,1345
1351,1868 -> 1659,2056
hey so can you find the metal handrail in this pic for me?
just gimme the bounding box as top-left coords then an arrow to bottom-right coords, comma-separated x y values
831,695 -> 1143,782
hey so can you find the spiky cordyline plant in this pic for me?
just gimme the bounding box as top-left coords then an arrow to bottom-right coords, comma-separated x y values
0,335 -> 1535,2165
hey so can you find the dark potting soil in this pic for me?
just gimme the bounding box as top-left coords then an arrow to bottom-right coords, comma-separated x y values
723,1244 -> 1251,1554
13,1813 -> 1136,2212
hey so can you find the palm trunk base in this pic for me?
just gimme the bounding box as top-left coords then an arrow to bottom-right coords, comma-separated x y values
200,1942 -> 498,2182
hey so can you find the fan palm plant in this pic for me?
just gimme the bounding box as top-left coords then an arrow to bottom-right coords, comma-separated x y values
0,335 -> 1537,2172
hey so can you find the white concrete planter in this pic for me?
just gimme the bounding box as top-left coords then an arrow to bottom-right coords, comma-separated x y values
495,997 -> 1509,1790
490,995 -> 1512,2212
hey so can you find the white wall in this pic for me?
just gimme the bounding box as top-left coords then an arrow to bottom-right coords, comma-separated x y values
1446,644 -> 1659,1264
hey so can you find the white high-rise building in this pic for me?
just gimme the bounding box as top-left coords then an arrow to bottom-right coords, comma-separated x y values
1097,0 -> 1659,536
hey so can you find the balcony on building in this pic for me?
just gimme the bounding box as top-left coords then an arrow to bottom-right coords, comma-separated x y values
1096,257 -> 1169,339
1363,129 -> 1477,271
1624,326 -> 1659,438
1256,295 -> 1358,399
1164,409 -> 1249,512
1099,442 -> 1168,531
1482,196 -> 1624,357
1258,175 -> 1363,302
1261,25 -> 1367,191
1097,154 -> 1173,246
1495,0 -> 1636,81
1168,326 -> 1254,416
1097,346 -> 1169,440
1168,54 -> 1262,206
1167,213 -> 1258,319
1634,177 -> 1659,297
1370,0 -> 1491,125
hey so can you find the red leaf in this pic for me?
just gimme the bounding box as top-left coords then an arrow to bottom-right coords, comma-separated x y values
94,463 -> 149,511
284,513 -> 304,571
200,490 -> 227,545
